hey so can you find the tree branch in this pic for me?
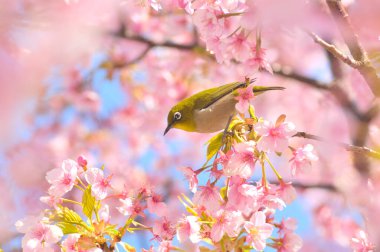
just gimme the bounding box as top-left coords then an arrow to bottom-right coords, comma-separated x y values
291,181 -> 338,192
272,65 -> 370,122
309,32 -> 362,68
325,0 -> 380,96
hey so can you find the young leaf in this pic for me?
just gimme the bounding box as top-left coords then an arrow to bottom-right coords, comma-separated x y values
206,132 -> 224,161
56,222 -> 79,234
105,224 -> 121,237
55,206 -> 84,224
275,114 -> 286,127
82,186 -> 96,219
248,105 -> 257,121
53,206 -> 90,233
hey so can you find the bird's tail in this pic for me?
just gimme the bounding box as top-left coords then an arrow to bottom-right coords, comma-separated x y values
252,86 -> 285,95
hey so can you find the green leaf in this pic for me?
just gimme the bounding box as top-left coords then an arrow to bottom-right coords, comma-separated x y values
248,105 -> 257,121
220,186 -> 227,201
56,221 -> 79,234
82,186 -> 96,219
55,206 -> 84,223
206,132 -> 224,161
105,224 -> 120,237
53,206 -> 90,233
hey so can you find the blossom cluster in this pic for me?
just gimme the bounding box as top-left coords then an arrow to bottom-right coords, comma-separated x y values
14,83 -> 376,251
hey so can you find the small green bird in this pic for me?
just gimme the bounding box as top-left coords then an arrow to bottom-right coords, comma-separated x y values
164,80 -> 284,135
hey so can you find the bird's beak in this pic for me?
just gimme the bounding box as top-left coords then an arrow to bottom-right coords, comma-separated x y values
164,122 -> 174,136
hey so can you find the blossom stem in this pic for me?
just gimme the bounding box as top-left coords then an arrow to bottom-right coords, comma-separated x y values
94,201 -> 100,222
120,216 -> 135,237
77,176 -> 87,188
261,161 -> 268,188
74,184 -> 85,192
265,154 -> 283,181
61,198 -> 82,206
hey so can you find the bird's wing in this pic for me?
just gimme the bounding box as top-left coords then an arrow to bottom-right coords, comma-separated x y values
198,80 -> 255,110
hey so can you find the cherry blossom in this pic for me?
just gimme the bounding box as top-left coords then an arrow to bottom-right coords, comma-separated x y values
153,217 -> 176,241
351,230 -> 375,252
98,204 -> 110,223
85,168 -> 112,200
224,141 -> 257,178
276,233 -> 303,252
117,197 -> 146,217
235,85 -> 255,113
180,166 -> 199,193
39,195 -> 63,209
255,119 -> 296,153
226,178 -> 258,214
46,159 -> 78,197
147,193 -> 168,217
244,211 -> 274,251
176,216 -> 201,243
21,222 -> 63,252
61,234 -> 80,252
193,181 -> 222,212
290,144 -> 318,176
210,209 -> 243,242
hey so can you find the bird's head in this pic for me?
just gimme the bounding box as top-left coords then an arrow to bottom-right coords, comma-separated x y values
164,102 -> 196,135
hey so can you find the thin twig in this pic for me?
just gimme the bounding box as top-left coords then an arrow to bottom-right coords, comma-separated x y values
270,180 -> 338,192
272,66 -> 329,90
124,45 -> 152,66
293,131 -> 380,159
308,32 -> 362,68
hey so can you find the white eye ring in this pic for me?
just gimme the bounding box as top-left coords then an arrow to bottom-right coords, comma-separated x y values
174,112 -> 182,120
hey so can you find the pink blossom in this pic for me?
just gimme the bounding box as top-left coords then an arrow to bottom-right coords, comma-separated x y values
226,179 -> 258,214
193,181 -> 222,212
228,32 -> 252,62
277,233 -> 303,252
180,166 -> 198,193
235,85 -> 255,113
153,218 -> 176,241
98,204 -> 110,223
177,216 -> 201,243
147,193 -> 168,217
278,218 -> 298,235
177,0 -> 194,14
351,230 -> 375,252
61,234 -> 80,252
77,155 -> 88,168
210,209 -> 243,242
244,211 -> 274,251
40,195 -> 62,209
46,159 -> 78,197
205,35 -> 230,64
289,144 -> 318,176
85,168 -> 112,200
245,47 -> 273,74
192,9 -> 224,39
21,223 -> 63,252
158,240 -> 171,252
255,119 -> 296,153
277,182 -> 297,205
258,184 -> 286,210
117,198 -> 146,217
224,141 -> 257,178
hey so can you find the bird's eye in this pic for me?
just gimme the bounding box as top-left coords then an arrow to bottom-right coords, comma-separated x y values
174,112 -> 182,120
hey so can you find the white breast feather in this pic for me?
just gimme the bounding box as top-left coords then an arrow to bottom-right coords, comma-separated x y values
194,93 -> 237,133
